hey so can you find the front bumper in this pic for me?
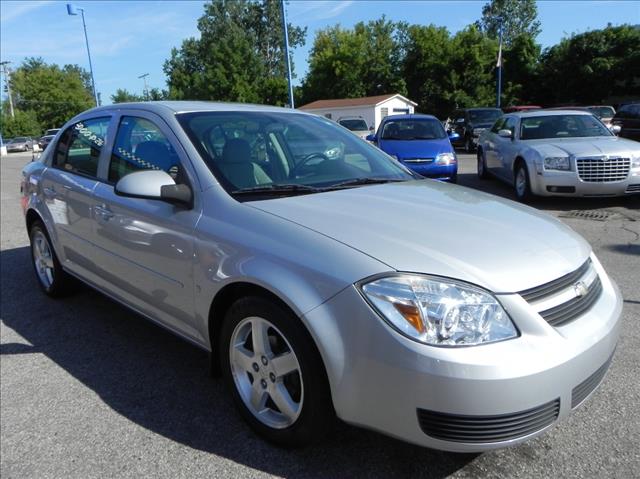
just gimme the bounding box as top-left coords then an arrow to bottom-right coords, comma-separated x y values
530,168 -> 640,197
303,256 -> 622,452
402,162 -> 457,181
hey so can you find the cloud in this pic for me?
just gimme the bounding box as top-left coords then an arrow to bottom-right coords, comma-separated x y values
289,1 -> 353,22
0,0 -> 54,23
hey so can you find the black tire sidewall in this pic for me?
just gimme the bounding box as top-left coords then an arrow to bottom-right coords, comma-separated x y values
515,164 -> 532,202
29,221 -> 70,297
219,296 -> 334,447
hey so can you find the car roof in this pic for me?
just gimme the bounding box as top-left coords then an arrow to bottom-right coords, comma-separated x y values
382,114 -> 438,121
463,107 -> 502,111
80,101 -> 302,116
509,109 -> 594,118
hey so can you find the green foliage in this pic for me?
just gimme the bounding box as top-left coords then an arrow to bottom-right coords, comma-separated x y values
7,57 -> 94,131
164,0 -> 306,105
536,25 -> 640,104
1,108 -> 41,138
476,0 -> 541,46
111,88 -> 144,103
299,17 -> 406,105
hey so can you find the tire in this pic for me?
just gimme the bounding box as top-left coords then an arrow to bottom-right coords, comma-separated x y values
514,162 -> 534,202
29,220 -> 74,297
220,296 -> 335,447
477,149 -> 490,179
465,136 -> 475,153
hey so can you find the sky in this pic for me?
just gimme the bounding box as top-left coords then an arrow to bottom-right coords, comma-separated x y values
1,0 -> 639,105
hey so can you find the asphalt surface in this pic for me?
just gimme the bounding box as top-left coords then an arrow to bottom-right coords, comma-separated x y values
1,150 -> 639,478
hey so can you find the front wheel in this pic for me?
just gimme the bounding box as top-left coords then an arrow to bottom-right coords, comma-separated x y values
465,136 -> 475,153
29,220 -> 74,296
477,150 -> 490,179
220,296 -> 335,447
514,163 -> 534,202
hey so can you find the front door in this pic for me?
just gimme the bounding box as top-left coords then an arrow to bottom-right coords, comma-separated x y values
91,113 -> 202,342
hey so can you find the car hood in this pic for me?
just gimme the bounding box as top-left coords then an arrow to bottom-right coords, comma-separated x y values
378,137 -> 453,159
249,181 -> 591,293
468,122 -> 495,130
526,136 -> 639,157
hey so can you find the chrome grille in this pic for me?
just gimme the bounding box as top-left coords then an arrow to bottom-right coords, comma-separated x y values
576,157 -> 630,182
518,259 -> 602,327
403,158 -> 434,164
417,399 -> 560,443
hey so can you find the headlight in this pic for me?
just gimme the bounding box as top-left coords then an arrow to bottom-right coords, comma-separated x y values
359,274 -> 518,347
473,128 -> 484,136
435,152 -> 456,165
544,157 -> 571,171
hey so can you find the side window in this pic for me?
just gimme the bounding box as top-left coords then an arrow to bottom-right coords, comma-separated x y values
54,117 -> 109,177
491,118 -> 506,133
503,117 -> 518,133
109,116 -> 180,183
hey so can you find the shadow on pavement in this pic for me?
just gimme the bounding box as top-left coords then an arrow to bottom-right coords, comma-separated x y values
0,246 -> 477,478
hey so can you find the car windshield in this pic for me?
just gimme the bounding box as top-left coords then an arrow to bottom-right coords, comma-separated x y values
520,114 -> 613,140
468,110 -> 502,123
587,106 -> 615,118
178,111 -> 415,197
339,119 -> 368,131
380,119 -> 446,140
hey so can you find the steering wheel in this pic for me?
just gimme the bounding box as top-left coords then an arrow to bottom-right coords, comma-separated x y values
289,152 -> 331,178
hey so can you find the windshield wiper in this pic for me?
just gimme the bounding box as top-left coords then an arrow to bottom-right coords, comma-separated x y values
232,184 -> 321,196
326,177 -> 408,190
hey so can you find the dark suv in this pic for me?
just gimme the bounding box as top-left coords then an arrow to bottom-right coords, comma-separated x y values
611,103 -> 640,141
447,108 -> 503,152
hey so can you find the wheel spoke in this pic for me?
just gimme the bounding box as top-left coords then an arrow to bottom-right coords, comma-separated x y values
251,319 -> 271,356
271,352 -> 298,378
250,382 -> 268,412
231,345 -> 255,373
270,382 -> 298,420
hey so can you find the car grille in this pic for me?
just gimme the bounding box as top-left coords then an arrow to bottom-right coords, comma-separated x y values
417,399 -> 560,443
403,158 -> 434,164
518,259 -> 602,327
576,157 -> 630,182
571,353 -> 614,409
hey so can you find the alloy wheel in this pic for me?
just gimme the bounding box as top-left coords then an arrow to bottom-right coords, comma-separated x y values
32,230 -> 55,288
516,168 -> 527,198
229,316 -> 303,429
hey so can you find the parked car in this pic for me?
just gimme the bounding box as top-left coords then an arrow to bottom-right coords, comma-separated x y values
585,106 -> 616,128
44,128 -> 61,136
611,103 -> 640,141
6,136 -> 33,152
22,101 -> 622,452
38,135 -> 56,150
502,105 -> 542,113
476,110 -> 640,200
337,116 -> 371,139
447,107 -> 503,152
367,114 -> 459,181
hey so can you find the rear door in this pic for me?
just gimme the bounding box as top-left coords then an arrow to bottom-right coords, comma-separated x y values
484,117 -> 506,172
91,111 -> 202,341
494,116 -> 519,181
39,116 -> 112,275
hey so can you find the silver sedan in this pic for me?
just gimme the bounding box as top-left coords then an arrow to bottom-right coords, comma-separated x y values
21,102 -> 622,452
476,110 -> 640,200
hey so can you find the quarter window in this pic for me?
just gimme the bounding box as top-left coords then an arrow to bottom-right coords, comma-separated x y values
109,116 -> 180,183
54,117 -> 109,177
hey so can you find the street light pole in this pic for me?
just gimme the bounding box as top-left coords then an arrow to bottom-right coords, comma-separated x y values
280,0 -> 294,109
138,73 -> 150,101
0,61 -> 15,118
496,17 -> 503,109
67,4 -> 99,107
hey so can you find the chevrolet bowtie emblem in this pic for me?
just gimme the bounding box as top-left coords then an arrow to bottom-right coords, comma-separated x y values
574,281 -> 588,298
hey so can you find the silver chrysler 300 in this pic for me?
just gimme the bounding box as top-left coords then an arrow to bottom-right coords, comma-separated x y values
476,110 -> 640,201
21,102 -> 622,452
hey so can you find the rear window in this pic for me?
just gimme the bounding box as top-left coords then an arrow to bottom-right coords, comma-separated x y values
339,119 -> 368,131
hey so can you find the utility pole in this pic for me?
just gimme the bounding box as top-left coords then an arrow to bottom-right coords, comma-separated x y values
0,61 -> 15,118
496,17 -> 503,109
138,73 -> 150,101
67,4 -> 99,107
280,0 -> 294,109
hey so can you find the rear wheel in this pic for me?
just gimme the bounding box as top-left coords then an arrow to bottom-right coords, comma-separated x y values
477,149 -> 489,179
29,220 -> 73,297
220,296 -> 335,447
465,136 -> 475,153
514,163 -> 533,202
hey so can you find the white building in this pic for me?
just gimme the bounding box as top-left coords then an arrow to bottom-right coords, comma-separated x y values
298,93 -> 417,132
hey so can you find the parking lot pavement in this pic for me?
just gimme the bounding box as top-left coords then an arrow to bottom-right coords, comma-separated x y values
2,151 -> 639,478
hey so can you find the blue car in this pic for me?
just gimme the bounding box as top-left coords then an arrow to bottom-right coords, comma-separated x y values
367,114 -> 459,182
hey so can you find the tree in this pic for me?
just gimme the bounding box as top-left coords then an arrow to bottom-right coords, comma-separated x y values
111,88 -> 144,103
1,108 -> 41,138
164,0 -> 306,105
501,33 -> 541,104
476,0 -> 541,46
8,57 -> 94,130
299,17 -> 406,105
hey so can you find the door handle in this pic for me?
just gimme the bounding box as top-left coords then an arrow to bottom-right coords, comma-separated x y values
94,205 -> 114,221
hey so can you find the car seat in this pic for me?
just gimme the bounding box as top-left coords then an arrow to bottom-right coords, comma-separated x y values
220,138 -> 272,189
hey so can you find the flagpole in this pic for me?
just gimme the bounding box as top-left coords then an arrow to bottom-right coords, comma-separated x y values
496,17 -> 503,109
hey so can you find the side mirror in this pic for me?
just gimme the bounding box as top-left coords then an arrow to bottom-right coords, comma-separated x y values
610,125 -> 621,135
366,134 -> 376,142
115,170 -> 192,206
448,131 -> 460,141
498,129 -> 513,139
